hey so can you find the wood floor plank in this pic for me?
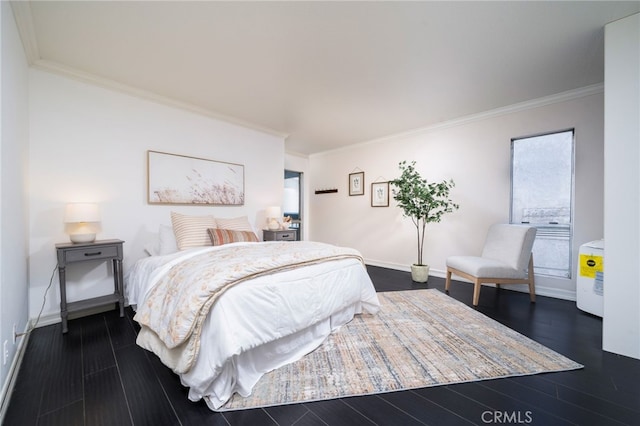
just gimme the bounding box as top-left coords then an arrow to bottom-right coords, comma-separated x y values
504,374 -> 560,398
3,325 -> 57,424
378,390 -> 473,426
277,410 -> 328,426
479,378 -> 627,426
413,386 -> 495,424
342,394 -> 427,426
36,400 -> 85,426
2,388 -> 40,426
39,322 -> 84,414
9,325 -> 56,394
221,407 -> 278,425
84,366 -> 133,426
81,314 -> 116,376
263,401 -> 312,425
537,369 -> 640,411
555,382 -> 640,425
448,381 -> 575,426
303,398 -> 377,426
104,308 -> 138,350
115,344 -> 179,425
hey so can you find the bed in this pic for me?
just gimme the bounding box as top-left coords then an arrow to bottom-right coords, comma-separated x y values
125,219 -> 380,410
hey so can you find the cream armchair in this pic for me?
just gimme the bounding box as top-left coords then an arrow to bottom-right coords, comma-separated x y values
445,224 -> 537,306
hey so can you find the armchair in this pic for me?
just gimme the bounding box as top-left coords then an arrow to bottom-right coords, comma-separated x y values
445,224 -> 537,306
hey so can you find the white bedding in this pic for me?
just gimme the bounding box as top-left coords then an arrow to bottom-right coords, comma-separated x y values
125,242 -> 380,410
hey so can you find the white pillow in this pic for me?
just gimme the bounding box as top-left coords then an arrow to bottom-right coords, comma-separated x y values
170,212 -> 217,250
158,224 -> 179,255
215,216 -> 254,232
143,241 -> 160,257
143,224 -> 179,256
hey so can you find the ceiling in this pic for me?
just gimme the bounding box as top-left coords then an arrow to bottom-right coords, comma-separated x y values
13,1 -> 640,155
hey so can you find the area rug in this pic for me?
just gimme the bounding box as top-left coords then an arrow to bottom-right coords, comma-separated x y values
220,289 -> 582,411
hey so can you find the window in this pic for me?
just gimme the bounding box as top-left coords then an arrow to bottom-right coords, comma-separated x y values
511,129 -> 574,278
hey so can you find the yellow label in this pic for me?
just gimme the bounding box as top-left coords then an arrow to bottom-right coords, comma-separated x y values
579,254 -> 603,278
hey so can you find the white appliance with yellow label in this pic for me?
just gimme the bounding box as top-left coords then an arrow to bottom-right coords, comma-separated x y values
577,239 -> 604,317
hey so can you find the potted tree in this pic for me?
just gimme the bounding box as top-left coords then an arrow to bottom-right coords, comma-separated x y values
390,160 -> 459,283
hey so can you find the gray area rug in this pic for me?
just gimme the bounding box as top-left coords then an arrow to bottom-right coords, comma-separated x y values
220,289 -> 582,411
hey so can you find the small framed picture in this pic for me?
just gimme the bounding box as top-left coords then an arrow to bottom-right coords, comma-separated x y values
348,172 -> 365,196
371,182 -> 389,207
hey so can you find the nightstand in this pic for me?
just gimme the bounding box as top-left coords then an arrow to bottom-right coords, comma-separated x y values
263,229 -> 298,241
55,239 -> 125,333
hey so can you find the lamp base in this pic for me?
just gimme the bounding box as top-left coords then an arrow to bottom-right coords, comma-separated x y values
267,219 -> 280,230
70,233 -> 96,244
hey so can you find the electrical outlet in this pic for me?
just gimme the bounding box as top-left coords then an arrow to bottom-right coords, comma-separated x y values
3,340 -> 8,365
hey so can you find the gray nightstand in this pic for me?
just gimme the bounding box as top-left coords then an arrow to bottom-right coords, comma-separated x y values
263,229 -> 298,241
55,239 -> 125,333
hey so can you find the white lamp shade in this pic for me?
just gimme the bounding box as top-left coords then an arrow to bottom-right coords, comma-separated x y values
265,206 -> 281,231
265,206 -> 281,219
64,203 -> 100,223
64,203 -> 100,243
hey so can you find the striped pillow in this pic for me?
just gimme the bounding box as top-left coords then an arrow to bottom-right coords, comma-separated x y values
214,216 -> 254,232
207,228 -> 259,246
170,212 -> 217,250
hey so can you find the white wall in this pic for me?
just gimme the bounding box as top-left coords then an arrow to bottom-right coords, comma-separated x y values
309,90 -> 605,301
0,0 -> 30,409
28,69 -> 285,323
603,13 -> 640,360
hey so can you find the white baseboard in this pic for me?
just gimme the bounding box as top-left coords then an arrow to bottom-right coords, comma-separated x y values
31,312 -> 61,328
364,259 -> 577,302
365,259 -> 412,272
29,303 -> 119,330
0,322 -> 31,424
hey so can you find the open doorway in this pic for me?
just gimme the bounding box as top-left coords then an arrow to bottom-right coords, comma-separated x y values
284,170 -> 302,240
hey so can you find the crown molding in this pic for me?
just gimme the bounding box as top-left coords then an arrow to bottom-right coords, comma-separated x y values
284,149 -> 310,159
10,1 -> 40,64
310,83 -> 604,158
32,59 -> 288,139
10,1 -> 287,139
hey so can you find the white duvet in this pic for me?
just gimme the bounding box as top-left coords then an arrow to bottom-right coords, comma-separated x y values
125,242 -> 380,410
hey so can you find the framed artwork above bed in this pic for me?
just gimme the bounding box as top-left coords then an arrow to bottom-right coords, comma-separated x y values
147,150 -> 245,205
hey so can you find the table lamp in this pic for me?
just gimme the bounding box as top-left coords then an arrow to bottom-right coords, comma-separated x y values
64,203 -> 101,243
265,206 -> 282,230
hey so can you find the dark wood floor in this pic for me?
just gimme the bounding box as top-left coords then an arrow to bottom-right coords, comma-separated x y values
4,266 -> 640,425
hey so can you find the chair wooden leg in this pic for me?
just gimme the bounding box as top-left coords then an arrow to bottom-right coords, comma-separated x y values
528,255 -> 536,303
472,280 -> 481,306
445,269 -> 452,292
